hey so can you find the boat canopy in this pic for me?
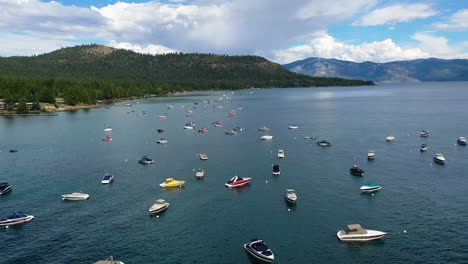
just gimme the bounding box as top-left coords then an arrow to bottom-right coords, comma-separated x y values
345,224 -> 367,234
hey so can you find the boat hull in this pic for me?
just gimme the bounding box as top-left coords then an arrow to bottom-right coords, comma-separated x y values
0,215 -> 34,227
149,203 -> 170,214
337,230 -> 386,241
243,243 -> 274,263
160,182 -> 185,188
433,158 -> 445,164
0,186 -> 12,195
225,178 -> 251,188
360,186 -> 382,193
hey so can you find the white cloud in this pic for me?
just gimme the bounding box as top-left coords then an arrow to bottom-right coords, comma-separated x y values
411,33 -> 468,59
433,9 -> 468,31
108,40 -> 178,54
353,4 -> 437,26
0,32 -> 76,56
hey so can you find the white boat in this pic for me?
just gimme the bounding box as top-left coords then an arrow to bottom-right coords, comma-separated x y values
367,151 -> 375,160
288,125 -> 299,129
277,149 -> 285,158
101,174 -> 114,184
184,125 -> 195,130
285,189 -> 297,203
103,127 -> 112,132
386,136 -> 395,141
157,138 -> 168,144
0,213 -> 35,227
433,154 -> 445,164
337,224 -> 386,241
94,256 -> 125,264
243,239 -> 274,263
149,199 -> 170,215
257,126 -> 269,131
457,137 -> 467,145
195,169 -> 205,179
261,135 -> 273,140
360,182 -> 382,193
272,165 -> 280,175
199,153 -> 208,160
420,144 -> 428,152
62,192 -> 90,201
420,130 -> 430,137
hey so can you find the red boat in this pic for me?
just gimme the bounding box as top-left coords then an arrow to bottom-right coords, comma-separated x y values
102,136 -> 112,141
227,114 -> 235,117
198,128 -> 208,133
225,176 -> 252,188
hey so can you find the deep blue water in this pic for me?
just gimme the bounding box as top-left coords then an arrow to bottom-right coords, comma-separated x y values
1,82 -> 467,264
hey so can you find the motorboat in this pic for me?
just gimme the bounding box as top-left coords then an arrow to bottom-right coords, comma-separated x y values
272,165 -> 280,176
225,129 -> 237,135
157,138 -> 168,144
420,130 -> 430,137
184,125 -> 195,130
243,239 -> 274,263
420,144 -> 428,152
149,199 -> 170,214
9,149 -> 17,153
159,114 -> 167,118
101,174 -> 114,184
198,128 -> 208,133
337,224 -> 386,241
360,182 -> 382,193
433,154 -> 445,164
277,149 -> 285,158
157,128 -> 165,133
288,125 -> 299,129
0,212 -> 34,227
367,151 -> 375,160
304,136 -> 317,140
317,140 -> 331,146
227,114 -> 235,117
159,178 -> 185,188
102,136 -> 112,141
62,192 -> 90,201
139,156 -> 155,164
94,256 -> 125,264
386,136 -> 395,141
225,176 -> 252,188
457,137 -> 467,145
199,153 -> 208,160
232,127 -> 244,132
104,127 -> 113,132
213,121 -> 223,127
257,126 -> 269,131
195,169 -> 205,179
285,189 -> 297,203
124,103 -> 132,107
350,165 -> 364,176
261,135 -> 273,140
0,183 -> 12,195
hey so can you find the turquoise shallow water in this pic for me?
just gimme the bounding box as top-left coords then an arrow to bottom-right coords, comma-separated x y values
1,82 -> 467,263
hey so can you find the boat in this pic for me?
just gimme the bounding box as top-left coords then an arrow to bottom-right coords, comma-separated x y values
198,128 -> 208,133
277,149 -> 285,158
225,176 -> 252,188
157,138 -> 168,144
149,199 -> 170,214
304,136 -> 317,140
227,114 -> 235,117
184,125 -> 195,130
157,128 -> 165,133
225,129 -> 237,135
0,183 -> 12,195
420,144 -> 428,152
62,192 -> 90,201
261,135 -> 273,140
288,125 -> 299,129
386,136 -> 395,141
350,165 -> 364,176
360,182 -> 382,193
213,121 -> 222,127
232,127 -> 244,132
159,114 -> 167,118
285,189 -> 297,203
159,178 -> 185,188
317,140 -> 331,146
243,239 -> 274,263
272,165 -> 280,176
433,154 -> 445,164
0,212 -> 34,227
195,169 -> 205,179
104,127 -> 113,132
257,126 -> 269,131
124,103 -> 132,107
138,156 -> 155,164
367,151 -> 375,160
94,256 -> 125,264
199,153 -> 208,160
102,136 -> 112,141
420,130 -> 430,137
337,224 -> 386,241
101,174 -> 114,184
457,137 -> 467,145
9,149 -> 17,153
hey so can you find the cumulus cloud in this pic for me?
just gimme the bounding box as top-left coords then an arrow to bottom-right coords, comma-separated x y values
353,3 -> 437,26
433,9 -> 468,31
412,33 -> 468,58
108,40 -> 178,54
0,32 -> 75,56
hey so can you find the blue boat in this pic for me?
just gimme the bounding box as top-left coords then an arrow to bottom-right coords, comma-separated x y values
101,174 -> 114,184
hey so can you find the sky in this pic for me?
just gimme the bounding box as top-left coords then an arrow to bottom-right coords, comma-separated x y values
0,0 -> 467,63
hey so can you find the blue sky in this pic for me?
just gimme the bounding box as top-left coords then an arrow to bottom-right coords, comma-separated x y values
0,0 -> 467,63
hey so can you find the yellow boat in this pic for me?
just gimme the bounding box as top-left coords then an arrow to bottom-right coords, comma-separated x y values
185,110 -> 193,113
159,178 -> 186,188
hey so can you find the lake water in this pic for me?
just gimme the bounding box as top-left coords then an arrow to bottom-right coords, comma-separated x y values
1,82 -> 467,264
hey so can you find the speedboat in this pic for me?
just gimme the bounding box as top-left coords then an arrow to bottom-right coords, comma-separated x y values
198,128 -> 208,133
261,135 -> 273,140
457,137 -> 467,145
227,114 -> 235,117
149,199 -> 170,214
184,125 -> 195,130
288,125 -> 299,129
360,182 -> 382,193
367,151 -> 375,160
139,156 -> 155,164
104,127 -> 112,132
420,144 -> 428,152
0,183 -> 12,195
213,121 -> 222,127
243,239 -> 274,263
9,149 -> 17,153
159,114 -> 167,118
101,174 -> 114,184
225,129 -> 237,135
0,212 -> 34,227
94,256 -> 125,264
420,130 -> 430,137
337,224 -> 386,241
272,165 -> 280,175
433,154 -> 445,164
195,169 -> 205,179
285,189 -> 297,203
277,149 -> 285,158
257,126 -> 269,131
199,153 -> 208,160
386,136 -> 395,141
62,192 -> 90,201
317,140 -> 331,146
157,138 -> 168,144
225,176 -> 252,188
350,165 -> 364,176
232,127 -> 244,132
159,178 -> 185,188
102,136 -> 112,141
304,136 -> 317,140
157,128 -> 165,133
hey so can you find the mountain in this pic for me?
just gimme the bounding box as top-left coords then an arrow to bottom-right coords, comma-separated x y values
283,57 -> 468,83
